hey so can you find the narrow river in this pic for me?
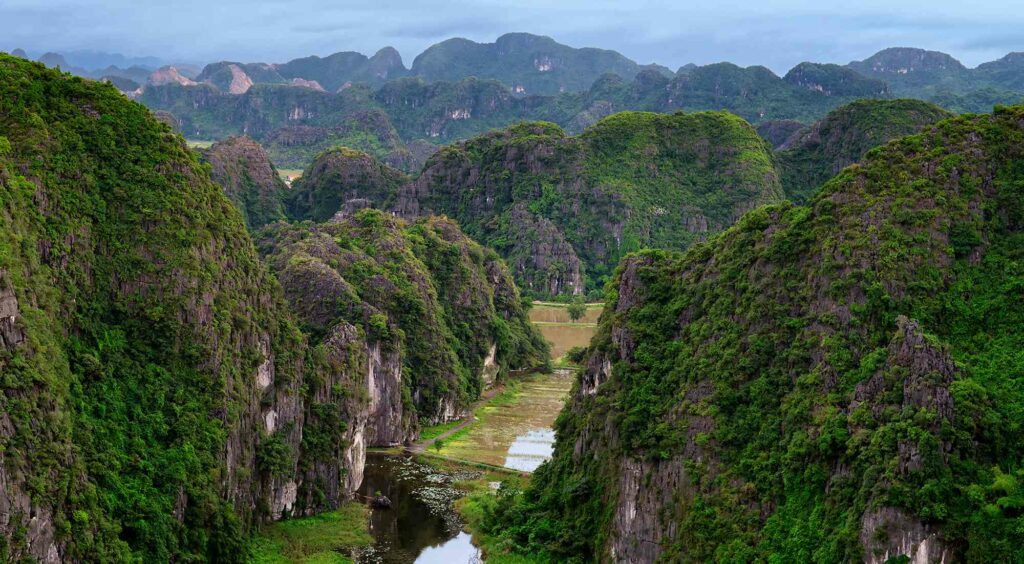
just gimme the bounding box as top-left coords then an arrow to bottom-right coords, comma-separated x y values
353,302 -> 596,562
355,370 -> 574,563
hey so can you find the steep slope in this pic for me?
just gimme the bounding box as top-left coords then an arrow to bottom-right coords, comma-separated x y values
284,147 -> 408,222
777,99 -> 952,202
258,210 -> 550,431
975,52 -> 1024,92
396,111 -> 783,297
410,32 -> 657,96
847,47 -> 968,93
783,62 -> 889,97
140,83 -> 426,170
0,54 -> 364,561
565,62 -> 892,127
200,136 -> 287,229
483,105 -> 1024,562
195,62 -> 287,93
0,54 -> 548,562
663,63 -> 881,123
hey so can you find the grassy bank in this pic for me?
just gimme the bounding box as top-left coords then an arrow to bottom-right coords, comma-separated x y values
250,503 -> 371,563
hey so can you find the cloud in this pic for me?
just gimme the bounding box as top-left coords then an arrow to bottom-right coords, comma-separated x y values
2,0 -> 1023,70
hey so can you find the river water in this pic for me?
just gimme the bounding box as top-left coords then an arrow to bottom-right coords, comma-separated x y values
355,368 -> 575,562
352,304 -> 591,563
354,454 -> 482,563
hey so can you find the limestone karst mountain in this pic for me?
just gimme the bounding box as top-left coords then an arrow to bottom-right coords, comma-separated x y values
0,53 -> 546,561
477,104 -> 1024,563
394,111 -> 783,297
200,135 -> 288,229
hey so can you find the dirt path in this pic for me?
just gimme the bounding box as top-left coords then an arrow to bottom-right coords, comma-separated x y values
408,383 -> 505,454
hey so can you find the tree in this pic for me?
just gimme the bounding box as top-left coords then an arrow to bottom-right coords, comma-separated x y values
567,295 -> 587,322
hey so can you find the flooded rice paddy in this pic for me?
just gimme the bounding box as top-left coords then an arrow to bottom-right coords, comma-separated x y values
528,303 -> 602,361
434,370 -> 574,472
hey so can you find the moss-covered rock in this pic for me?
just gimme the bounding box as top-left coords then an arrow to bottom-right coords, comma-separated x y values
0,54 -> 386,562
201,135 -> 287,229
258,210 -> 550,430
284,147 -> 408,223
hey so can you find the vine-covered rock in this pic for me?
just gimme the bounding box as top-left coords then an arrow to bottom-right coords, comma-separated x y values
284,147 -> 408,223
201,135 -> 287,229
258,210 -> 550,430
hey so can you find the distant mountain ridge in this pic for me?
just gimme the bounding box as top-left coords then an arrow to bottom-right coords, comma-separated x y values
177,32 -> 670,96
846,47 -> 1024,103
16,36 -> 1022,173
133,38 -> 1024,173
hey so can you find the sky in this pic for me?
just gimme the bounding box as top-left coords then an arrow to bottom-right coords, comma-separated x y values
4,0 -> 1024,73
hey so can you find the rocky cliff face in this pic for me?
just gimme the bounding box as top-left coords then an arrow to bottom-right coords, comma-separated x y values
783,62 -> 890,97
0,55 -> 371,561
396,112 -> 783,297
487,105 -> 1024,561
777,99 -> 952,202
258,210 -> 549,434
201,135 -> 287,229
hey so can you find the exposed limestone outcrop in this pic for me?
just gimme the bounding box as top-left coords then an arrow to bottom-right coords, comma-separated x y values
147,65 -> 197,86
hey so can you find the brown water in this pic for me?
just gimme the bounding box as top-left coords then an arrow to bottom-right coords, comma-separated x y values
539,324 -> 596,360
436,370 -> 574,472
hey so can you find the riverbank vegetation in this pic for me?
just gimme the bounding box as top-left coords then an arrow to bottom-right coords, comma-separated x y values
250,503 -> 371,563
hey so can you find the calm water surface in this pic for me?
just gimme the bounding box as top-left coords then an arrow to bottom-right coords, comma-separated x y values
355,454 -> 482,563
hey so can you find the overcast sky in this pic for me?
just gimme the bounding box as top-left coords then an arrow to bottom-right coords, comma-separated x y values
4,0 -> 1024,72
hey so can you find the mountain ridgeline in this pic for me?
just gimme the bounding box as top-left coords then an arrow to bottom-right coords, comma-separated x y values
0,54 -> 546,561
215,99 -> 950,300
125,37 -> 1024,173
479,105 -> 1024,561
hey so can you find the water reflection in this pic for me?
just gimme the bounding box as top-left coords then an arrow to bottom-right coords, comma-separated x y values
415,532 -> 482,564
436,371 -> 573,472
505,428 -> 556,472
356,454 -> 482,563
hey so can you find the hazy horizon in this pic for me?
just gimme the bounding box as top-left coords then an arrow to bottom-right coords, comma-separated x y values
4,0 -> 1024,74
